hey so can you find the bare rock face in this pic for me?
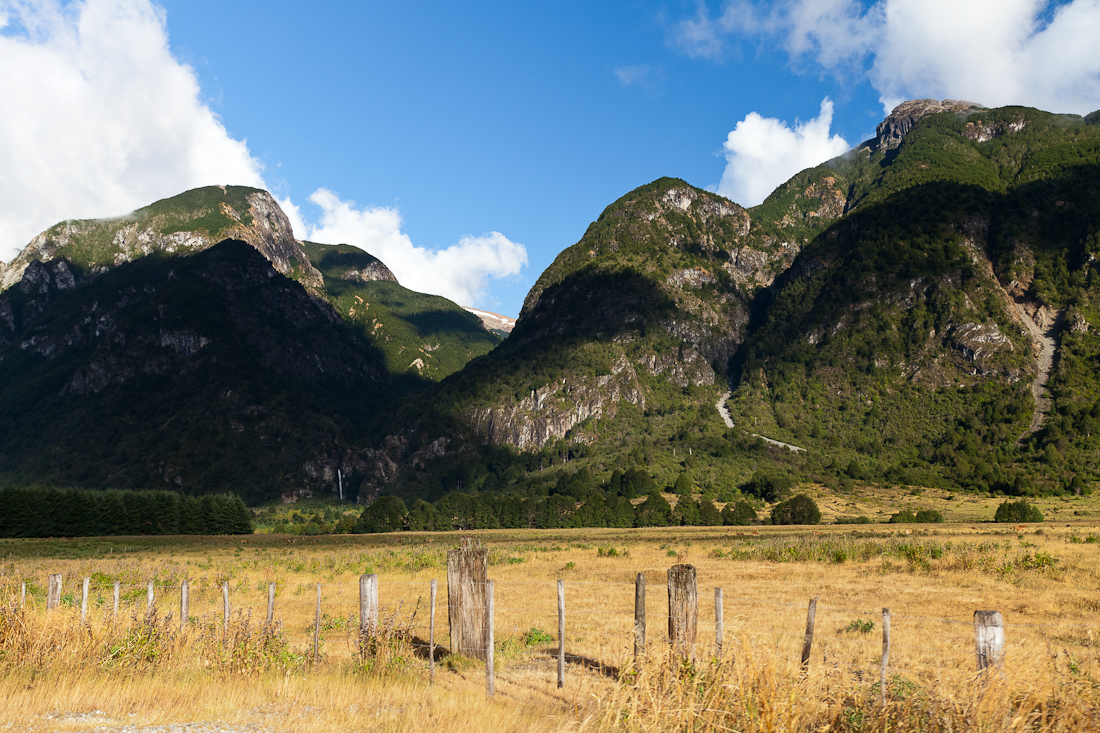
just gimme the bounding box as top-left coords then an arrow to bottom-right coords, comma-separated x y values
0,189 -> 323,292
875,99 -> 985,150
339,260 -> 397,283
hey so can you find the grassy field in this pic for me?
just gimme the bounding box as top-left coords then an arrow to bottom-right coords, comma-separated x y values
2,517 -> 1100,731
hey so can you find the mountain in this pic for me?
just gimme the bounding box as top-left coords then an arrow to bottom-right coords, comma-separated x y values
357,101 -> 1100,503
0,187 -> 501,500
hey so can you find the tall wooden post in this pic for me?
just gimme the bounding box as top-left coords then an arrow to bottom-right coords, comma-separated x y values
180,580 -> 189,632
881,608 -> 891,705
313,583 -> 322,663
715,587 -> 724,655
146,580 -> 155,613
113,581 -> 120,616
975,610 -> 1005,671
429,579 -> 437,686
222,581 -> 230,633
801,597 -> 819,670
667,564 -> 698,658
447,538 -> 489,660
81,577 -> 90,623
557,579 -> 565,689
634,573 -> 646,663
47,574 -> 62,610
486,579 -> 495,696
359,573 -> 378,642
267,582 -> 276,624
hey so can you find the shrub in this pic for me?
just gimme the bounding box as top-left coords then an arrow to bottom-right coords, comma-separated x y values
994,499 -> 1044,523
890,508 -> 944,523
721,500 -> 758,526
770,494 -> 822,525
742,470 -> 794,502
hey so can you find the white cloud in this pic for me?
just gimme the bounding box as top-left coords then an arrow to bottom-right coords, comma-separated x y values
717,98 -> 851,206
615,64 -> 651,86
303,189 -> 528,308
674,0 -> 1100,114
0,0 -> 266,260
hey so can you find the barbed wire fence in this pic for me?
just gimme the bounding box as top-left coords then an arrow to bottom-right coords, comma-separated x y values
4,558 -> 1095,701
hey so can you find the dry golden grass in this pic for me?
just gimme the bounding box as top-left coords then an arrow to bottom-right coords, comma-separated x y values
2,521 -> 1100,731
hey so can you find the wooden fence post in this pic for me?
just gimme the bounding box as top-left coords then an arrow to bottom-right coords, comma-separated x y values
447,537 -> 489,660
47,574 -> 61,610
180,580 -> 189,632
975,610 -> 1005,671
429,579 -> 437,686
113,581 -> 120,616
222,581 -> 230,633
267,582 -> 276,624
486,579 -> 495,697
715,587 -> 724,655
81,577 -> 90,623
801,597 -> 819,670
146,580 -> 154,613
634,572 -> 646,663
314,583 -> 322,663
359,573 -> 378,644
881,608 -> 891,705
557,579 -> 565,689
21,582 -> 25,610
667,564 -> 698,659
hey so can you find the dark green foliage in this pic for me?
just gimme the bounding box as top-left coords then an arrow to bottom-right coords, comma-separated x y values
672,472 -> 694,496
994,499 -> 1044,523
741,471 -> 794,502
673,495 -> 700,526
770,494 -> 822,525
355,496 -> 408,533
721,500 -> 758,526
0,486 -> 251,537
699,500 -> 722,526
635,491 -> 673,527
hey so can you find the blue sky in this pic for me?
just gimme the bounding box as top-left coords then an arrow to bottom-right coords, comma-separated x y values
2,0 -> 1099,316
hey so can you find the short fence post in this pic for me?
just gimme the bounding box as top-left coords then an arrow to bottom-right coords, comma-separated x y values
359,573 -> 378,644
634,573 -> 646,664
21,582 -> 25,610
881,608 -> 891,705
113,581 -> 120,616
313,583 -> 321,663
267,582 -> 276,624
486,579 -> 495,697
222,581 -> 230,633
447,537 -> 489,660
429,578 -> 437,686
975,610 -> 1005,671
801,597 -> 819,670
667,564 -> 698,659
147,580 -> 154,613
715,587 -> 724,655
47,574 -> 61,610
81,577 -> 90,623
181,580 -> 189,632
557,579 -> 565,689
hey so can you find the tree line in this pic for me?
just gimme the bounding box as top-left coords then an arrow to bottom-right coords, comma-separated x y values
0,486 -> 253,537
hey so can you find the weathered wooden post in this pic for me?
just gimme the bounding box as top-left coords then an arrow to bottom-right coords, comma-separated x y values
801,597 -> 819,670
113,581 -> 120,616
557,579 -> 565,688
267,582 -> 276,624
715,587 -> 724,655
429,579 -> 437,686
47,574 -> 62,610
486,579 -> 495,696
975,610 -> 1005,671
146,580 -> 155,613
667,564 -> 698,659
313,583 -> 322,663
180,580 -> 189,632
634,572 -> 646,664
881,608 -> 891,705
81,577 -> 90,623
447,537 -> 489,660
359,573 -> 378,644
21,582 -> 25,610
222,581 -> 230,633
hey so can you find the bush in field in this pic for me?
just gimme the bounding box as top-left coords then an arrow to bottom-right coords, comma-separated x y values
355,496 -> 408,533
721,500 -> 758,526
742,470 -> 794,502
890,508 -> 944,523
995,499 -> 1044,523
770,494 -> 821,525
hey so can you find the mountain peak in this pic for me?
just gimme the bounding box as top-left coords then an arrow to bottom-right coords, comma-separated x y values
873,98 -> 985,151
